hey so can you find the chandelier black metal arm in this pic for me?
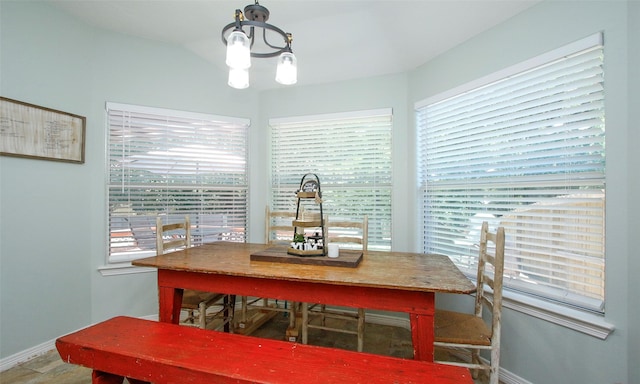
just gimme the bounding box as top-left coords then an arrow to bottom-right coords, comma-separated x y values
221,7 -> 293,59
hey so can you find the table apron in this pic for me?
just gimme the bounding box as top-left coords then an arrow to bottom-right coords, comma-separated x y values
158,269 -> 434,315
157,269 -> 436,361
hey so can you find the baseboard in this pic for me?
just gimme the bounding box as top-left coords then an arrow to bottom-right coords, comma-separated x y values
0,314 -> 159,372
361,310 -> 411,330
0,338 -> 56,372
499,366 -> 533,384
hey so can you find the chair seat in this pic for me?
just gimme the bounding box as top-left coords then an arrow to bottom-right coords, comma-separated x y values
434,309 -> 491,346
180,290 -> 226,310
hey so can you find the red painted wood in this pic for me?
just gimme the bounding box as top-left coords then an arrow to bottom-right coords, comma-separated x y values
410,313 -> 435,361
58,316 -> 473,384
92,371 -> 149,384
91,370 -> 126,384
158,286 -> 182,324
159,269 -> 435,314
158,268 -> 438,359
136,242 -> 474,362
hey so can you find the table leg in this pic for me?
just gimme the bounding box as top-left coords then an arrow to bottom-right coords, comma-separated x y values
158,286 -> 183,324
410,312 -> 434,361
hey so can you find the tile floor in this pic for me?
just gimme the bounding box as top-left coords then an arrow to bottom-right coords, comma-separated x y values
0,313 -> 488,383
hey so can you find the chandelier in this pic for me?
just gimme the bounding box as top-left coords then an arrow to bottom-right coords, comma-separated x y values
221,1 -> 297,89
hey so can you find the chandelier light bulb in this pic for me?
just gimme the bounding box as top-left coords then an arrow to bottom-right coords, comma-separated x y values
228,67 -> 249,89
275,52 -> 297,85
226,30 -> 251,69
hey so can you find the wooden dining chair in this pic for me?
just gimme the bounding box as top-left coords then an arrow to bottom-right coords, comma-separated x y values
301,215 -> 368,352
235,206 -> 301,336
156,215 -> 235,331
434,221 -> 505,384
265,205 -> 300,245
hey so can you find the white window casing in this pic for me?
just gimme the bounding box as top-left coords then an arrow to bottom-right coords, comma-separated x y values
416,33 -> 605,316
269,108 -> 393,251
105,102 -> 249,264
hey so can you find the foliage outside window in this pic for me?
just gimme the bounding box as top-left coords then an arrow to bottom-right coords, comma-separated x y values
416,34 -> 605,312
269,109 -> 392,251
106,103 -> 249,263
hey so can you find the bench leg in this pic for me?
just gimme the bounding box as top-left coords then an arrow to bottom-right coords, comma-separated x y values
91,371 -> 150,384
127,378 -> 151,384
92,370 -> 124,384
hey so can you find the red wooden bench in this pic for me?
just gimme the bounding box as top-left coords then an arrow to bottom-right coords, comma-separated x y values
56,316 -> 473,384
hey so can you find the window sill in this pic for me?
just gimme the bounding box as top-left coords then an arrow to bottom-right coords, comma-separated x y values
502,290 -> 614,340
98,262 -> 157,276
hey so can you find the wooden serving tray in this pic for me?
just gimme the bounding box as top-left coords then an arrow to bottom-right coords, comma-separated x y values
250,247 -> 363,268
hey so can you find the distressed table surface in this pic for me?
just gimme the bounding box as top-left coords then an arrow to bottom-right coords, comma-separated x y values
134,242 -> 475,294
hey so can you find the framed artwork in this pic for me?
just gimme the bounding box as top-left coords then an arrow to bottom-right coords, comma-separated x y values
0,97 -> 86,163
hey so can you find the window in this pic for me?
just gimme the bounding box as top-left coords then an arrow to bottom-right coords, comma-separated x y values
270,109 -> 392,251
106,102 -> 249,263
416,34 -> 605,313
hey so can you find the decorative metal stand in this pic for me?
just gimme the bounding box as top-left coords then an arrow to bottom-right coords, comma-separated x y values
287,173 -> 326,256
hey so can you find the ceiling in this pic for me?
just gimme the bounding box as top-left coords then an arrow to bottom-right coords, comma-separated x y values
48,0 -> 540,90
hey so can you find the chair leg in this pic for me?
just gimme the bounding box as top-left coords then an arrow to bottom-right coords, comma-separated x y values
240,296 -> 248,323
320,304 -> 327,326
198,301 -> 207,329
489,346 -> 500,384
301,302 -> 309,345
187,309 -> 195,324
224,295 -> 236,333
289,302 -> 297,329
356,308 -> 365,352
468,348 -> 478,379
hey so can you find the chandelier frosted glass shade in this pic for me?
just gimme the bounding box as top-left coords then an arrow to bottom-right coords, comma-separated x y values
221,2 -> 296,89
226,30 -> 251,69
228,67 -> 249,89
275,52 -> 297,85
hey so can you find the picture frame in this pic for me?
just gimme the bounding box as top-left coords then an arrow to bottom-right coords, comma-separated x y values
0,97 -> 86,164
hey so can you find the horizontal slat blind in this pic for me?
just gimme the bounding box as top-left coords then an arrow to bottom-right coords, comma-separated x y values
417,37 -> 605,312
270,109 -> 392,250
107,103 -> 249,263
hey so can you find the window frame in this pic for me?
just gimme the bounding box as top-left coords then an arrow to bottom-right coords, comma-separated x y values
103,102 -> 250,267
269,108 -> 393,251
416,33 -> 613,337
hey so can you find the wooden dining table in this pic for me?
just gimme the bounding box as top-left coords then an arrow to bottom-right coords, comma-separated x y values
133,241 -> 475,362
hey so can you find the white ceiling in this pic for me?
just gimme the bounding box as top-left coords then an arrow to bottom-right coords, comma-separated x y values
48,0 -> 540,90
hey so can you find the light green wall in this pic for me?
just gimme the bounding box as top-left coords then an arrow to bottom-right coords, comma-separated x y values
406,1 -> 634,383
0,0 -> 258,357
259,1 -> 636,383
627,1 -> 639,382
1,1 -> 637,383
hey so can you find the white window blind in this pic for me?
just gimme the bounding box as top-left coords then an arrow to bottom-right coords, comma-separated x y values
270,109 -> 392,251
417,34 -> 605,312
106,102 -> 249,263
